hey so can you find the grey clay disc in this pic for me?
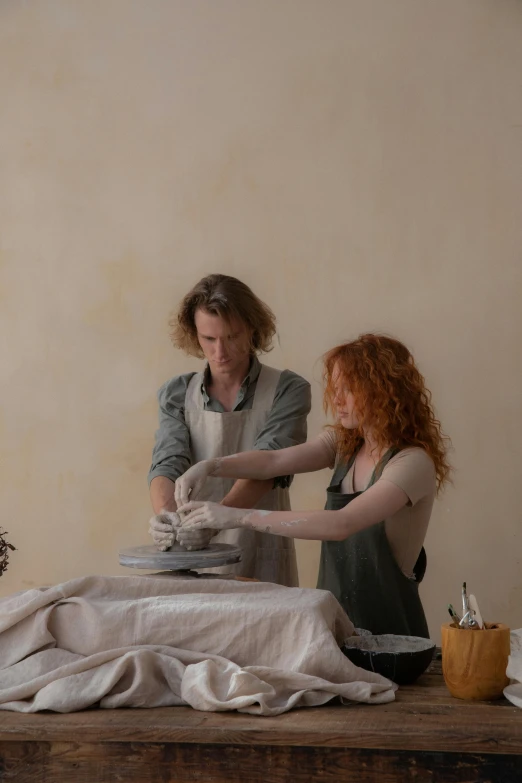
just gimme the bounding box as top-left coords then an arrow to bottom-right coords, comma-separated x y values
118,543 -> 242,571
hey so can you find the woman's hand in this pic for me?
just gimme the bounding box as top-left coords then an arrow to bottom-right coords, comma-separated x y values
174,460 -> 217,507
177,501 -> 247,531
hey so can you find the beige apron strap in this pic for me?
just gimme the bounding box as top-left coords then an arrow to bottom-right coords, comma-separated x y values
185,372 -> 205,412
251,365 -> 282,410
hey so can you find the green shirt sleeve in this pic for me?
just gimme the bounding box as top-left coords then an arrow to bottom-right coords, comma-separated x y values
253,370 -> 312,489
147,373 -> 196,486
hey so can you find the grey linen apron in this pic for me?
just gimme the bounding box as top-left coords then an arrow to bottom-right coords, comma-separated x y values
317,448 -> 429,638
184,364 -> 298,586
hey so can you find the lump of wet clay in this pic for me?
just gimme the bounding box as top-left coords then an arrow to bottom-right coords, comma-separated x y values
174,528 -> 214,551
173,511 -> 214,551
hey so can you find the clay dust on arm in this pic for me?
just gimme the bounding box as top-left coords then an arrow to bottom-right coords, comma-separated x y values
205,437 -> 333,482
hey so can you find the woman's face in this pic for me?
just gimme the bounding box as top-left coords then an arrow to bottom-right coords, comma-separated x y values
331,364 -> 359,429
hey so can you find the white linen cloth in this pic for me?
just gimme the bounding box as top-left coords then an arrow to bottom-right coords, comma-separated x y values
0,575 -> 396,714
504,629 -> 522,707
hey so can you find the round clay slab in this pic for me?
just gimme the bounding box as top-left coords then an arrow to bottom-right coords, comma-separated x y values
118,543 -> 242,571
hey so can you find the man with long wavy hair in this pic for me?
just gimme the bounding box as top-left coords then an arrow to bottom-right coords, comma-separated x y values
174,334 -> 451,637
147,274 -> 311,586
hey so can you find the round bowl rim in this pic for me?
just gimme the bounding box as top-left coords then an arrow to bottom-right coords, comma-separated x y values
343,634 -> 436,655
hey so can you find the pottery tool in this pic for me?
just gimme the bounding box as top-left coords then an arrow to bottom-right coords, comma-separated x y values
448,604 -> 461,627
462,582 -> 470,619
468,594 -> 484,629
450,584 -> 484,629
459,610 -> 478,629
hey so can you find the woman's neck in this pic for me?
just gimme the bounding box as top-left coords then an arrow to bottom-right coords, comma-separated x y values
359,432 -> 389,462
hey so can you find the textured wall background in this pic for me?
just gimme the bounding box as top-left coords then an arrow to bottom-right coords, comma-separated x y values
1,0 -> 521,640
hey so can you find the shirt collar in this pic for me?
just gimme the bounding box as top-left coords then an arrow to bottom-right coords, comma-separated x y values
201,355 -> 261,404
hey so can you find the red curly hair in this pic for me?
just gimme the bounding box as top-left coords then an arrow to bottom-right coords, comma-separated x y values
323,334 -> 451,491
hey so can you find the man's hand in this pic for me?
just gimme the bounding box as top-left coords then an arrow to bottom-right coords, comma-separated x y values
174,460 -> 216,507
148,510 -> 182,551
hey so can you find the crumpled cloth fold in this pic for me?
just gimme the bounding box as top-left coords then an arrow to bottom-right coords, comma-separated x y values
504,629 -> 522,707
0,575 -> 396,714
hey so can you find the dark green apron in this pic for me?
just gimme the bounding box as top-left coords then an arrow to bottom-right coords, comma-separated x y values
317,449 -> 429,638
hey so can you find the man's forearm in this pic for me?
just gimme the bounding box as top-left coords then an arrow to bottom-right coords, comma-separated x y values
150,476 -> 177,514
221,478 -> 274,509
151,474 -> 271,513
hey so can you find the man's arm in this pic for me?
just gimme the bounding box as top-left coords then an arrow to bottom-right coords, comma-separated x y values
252,370 -> 312,488
148,376 -> 192,511
151,475 -> 272,513
221,478 -> 273,509
150,476 -> 177,514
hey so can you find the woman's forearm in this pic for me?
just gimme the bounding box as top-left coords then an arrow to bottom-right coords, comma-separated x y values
239,480 -> 409,540
179,474 -> 410,540
240,508 -> 349,541
209,439 -> 332,481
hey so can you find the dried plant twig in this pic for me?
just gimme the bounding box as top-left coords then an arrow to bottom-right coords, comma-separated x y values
0,528 -> 16,577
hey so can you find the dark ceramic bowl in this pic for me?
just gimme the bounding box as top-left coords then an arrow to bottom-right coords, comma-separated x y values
341,634 -> 435,685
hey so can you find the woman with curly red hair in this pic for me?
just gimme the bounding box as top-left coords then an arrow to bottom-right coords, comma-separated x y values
175,334 -> 451,638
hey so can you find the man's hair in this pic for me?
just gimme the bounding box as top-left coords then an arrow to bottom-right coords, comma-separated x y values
170,274 -> 277,357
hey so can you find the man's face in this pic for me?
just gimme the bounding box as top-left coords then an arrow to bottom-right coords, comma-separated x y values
195,308 -> 252,377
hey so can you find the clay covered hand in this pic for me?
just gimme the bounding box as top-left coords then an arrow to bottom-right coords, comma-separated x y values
174,460 -> 216,507
148,510 -> 182,551
177,501 -> 246,531
175,527 -> 215,551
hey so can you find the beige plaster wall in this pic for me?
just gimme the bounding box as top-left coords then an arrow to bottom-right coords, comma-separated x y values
1,0 -> 521,640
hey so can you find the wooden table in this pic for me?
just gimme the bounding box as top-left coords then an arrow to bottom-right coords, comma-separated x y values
0,657 -> 521,782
